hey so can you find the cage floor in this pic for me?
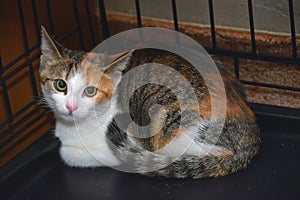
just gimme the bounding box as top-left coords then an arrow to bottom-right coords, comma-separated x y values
1,111 -> 300,200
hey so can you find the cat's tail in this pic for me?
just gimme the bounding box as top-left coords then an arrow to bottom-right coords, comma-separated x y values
145,145 -> 260,179
117,142 -> 259,179
115,121 -> 260,179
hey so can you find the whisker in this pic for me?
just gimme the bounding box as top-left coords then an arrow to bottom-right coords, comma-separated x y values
86,112 -> 95,122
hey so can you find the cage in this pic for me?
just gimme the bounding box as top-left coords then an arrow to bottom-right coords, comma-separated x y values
0,0 -> 299,199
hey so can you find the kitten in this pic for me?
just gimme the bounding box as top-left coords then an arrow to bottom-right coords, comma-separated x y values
40,26 -> 260,179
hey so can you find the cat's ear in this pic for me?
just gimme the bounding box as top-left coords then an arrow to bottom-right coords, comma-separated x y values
40,26 -> 64,61
103,50 -> 134,86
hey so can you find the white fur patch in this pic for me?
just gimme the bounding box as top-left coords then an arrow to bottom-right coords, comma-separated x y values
53,73 -> 121,167
156,125 -> 231,158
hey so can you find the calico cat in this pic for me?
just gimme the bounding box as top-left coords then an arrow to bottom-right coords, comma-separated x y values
40,26 -> 260,179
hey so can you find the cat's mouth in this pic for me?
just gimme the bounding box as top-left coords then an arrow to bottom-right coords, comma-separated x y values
56,111 -> 83,122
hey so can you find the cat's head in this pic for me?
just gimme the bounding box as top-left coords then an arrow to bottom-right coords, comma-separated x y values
40,26 -> 130,122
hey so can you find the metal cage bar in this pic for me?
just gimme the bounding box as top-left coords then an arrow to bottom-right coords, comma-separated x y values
73,0 -> 85,50
17,0 -> 29,53
45,0 -> 54,35
28,63 -> 39,97
247,0 -> 257,55
84,0 -> 97,46
171,0 -> 179,31
0,107 -> 50,150
234,57 -> 240,80
0,80 -> 13,128
31,0 -> 41,42
135,0 -> 142,27
208,0 -> 217,50
98,0 -> 110,39
288,0 -> 298,61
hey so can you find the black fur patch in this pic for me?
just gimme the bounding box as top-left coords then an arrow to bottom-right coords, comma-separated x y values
105,115 -> 128,147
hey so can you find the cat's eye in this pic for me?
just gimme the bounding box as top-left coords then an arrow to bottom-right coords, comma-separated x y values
84,86 -> 97,97
53,79 -> 67,93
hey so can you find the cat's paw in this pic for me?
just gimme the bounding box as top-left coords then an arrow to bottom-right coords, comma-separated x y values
59,145 -> 120,167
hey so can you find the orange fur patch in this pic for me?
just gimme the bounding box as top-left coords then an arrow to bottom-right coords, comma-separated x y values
152,127 -> 187,151
95,75 -> 114,104
82,58 -> 115,104
150,103 -> 185,151
197,71 -> 256,122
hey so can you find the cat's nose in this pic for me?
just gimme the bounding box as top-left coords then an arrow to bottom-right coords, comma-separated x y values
66,96 -> 78,114
66,103 -> 78,114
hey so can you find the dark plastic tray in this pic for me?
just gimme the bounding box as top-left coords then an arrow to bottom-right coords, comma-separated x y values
1,110 -> 300,200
